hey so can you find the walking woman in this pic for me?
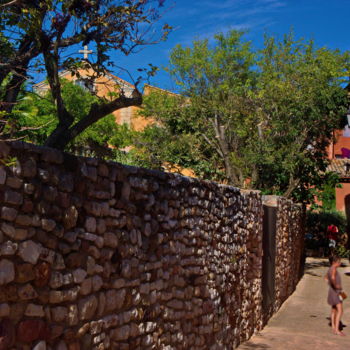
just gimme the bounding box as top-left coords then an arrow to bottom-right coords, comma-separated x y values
327,255 -> 345,336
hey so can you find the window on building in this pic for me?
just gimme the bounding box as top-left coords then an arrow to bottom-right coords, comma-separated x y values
75,79 -> 95,93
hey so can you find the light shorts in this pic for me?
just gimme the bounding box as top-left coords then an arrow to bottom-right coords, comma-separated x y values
329,239 -> 336,248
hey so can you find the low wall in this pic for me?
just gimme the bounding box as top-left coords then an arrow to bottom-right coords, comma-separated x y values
0,142 -> 304,350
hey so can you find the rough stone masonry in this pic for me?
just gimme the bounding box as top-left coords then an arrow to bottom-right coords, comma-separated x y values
0,141 -> 304,350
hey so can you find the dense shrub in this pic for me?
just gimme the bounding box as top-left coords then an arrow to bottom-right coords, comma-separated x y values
305,210 -> 347,250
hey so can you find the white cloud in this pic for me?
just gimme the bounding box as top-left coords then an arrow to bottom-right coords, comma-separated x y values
162,0 -> 286,48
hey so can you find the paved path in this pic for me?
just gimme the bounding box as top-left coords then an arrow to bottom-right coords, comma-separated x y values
237,257 -> 350,350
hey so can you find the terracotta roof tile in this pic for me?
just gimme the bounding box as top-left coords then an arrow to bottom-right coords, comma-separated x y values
327,158 -> 350,178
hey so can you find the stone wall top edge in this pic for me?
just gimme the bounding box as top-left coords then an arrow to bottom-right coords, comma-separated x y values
262,195 -> 278,207
263,194 -> 302,209
3,141 -> 290,201
240,188 -> 261,196
0,142 -> 229,190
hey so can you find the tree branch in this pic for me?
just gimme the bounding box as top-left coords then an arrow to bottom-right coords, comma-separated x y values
0,0 -> 19,8
44,90 -> 142,150
283,176 -> 300,198
201,132 -> 224,158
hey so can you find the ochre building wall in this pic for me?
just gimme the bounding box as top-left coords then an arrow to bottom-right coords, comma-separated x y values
0,142 -> 304,350
335,182 -> 350,213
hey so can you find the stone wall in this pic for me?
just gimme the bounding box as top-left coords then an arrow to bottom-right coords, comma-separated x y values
0,142 -> 304,350
274,198 -> 304,311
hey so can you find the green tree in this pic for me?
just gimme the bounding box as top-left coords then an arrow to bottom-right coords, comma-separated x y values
253,33 -> 349,201
140,30 -> 349,202
11,80 -> 123,157
138,90 -> 225,179
0,0 -> 171,149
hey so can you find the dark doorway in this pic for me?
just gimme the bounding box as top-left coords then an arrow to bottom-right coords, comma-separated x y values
262,203 -> 277,324
345,194 -> 350,248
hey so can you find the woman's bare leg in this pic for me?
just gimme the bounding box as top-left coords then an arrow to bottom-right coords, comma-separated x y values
335,303 -> 344,335
331,306 -> 336,332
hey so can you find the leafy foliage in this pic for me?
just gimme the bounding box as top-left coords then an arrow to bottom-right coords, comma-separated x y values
140,30 -> 350,202
138,91 -> 226,179
310,172 -> 341,211
253,33 -> 349,200
334,244 -> 350,259
0,0 -> 171,149
11,80 -> 121,155
306,210 -> 347,236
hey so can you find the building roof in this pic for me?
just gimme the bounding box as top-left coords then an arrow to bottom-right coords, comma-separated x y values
33,69 -> 135,95
327,158 -> 350,178
143,84 -> 180,97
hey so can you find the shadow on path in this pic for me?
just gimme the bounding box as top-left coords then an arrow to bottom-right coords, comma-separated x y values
304,259 -> 329,276
239,343 -> 271,349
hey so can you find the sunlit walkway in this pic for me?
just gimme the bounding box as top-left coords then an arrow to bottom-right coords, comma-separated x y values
237,257 -> 350,350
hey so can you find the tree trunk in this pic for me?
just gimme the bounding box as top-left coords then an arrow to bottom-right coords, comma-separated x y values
211,113 -> 240,186
44,92 -> 142,150
0,65 -> 29,134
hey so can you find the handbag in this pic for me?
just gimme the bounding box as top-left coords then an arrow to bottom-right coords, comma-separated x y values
339,291 -> 347,301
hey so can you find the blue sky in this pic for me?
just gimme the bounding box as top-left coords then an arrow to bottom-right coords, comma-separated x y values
32,1 -> 349,91
108,0 -> 349,92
